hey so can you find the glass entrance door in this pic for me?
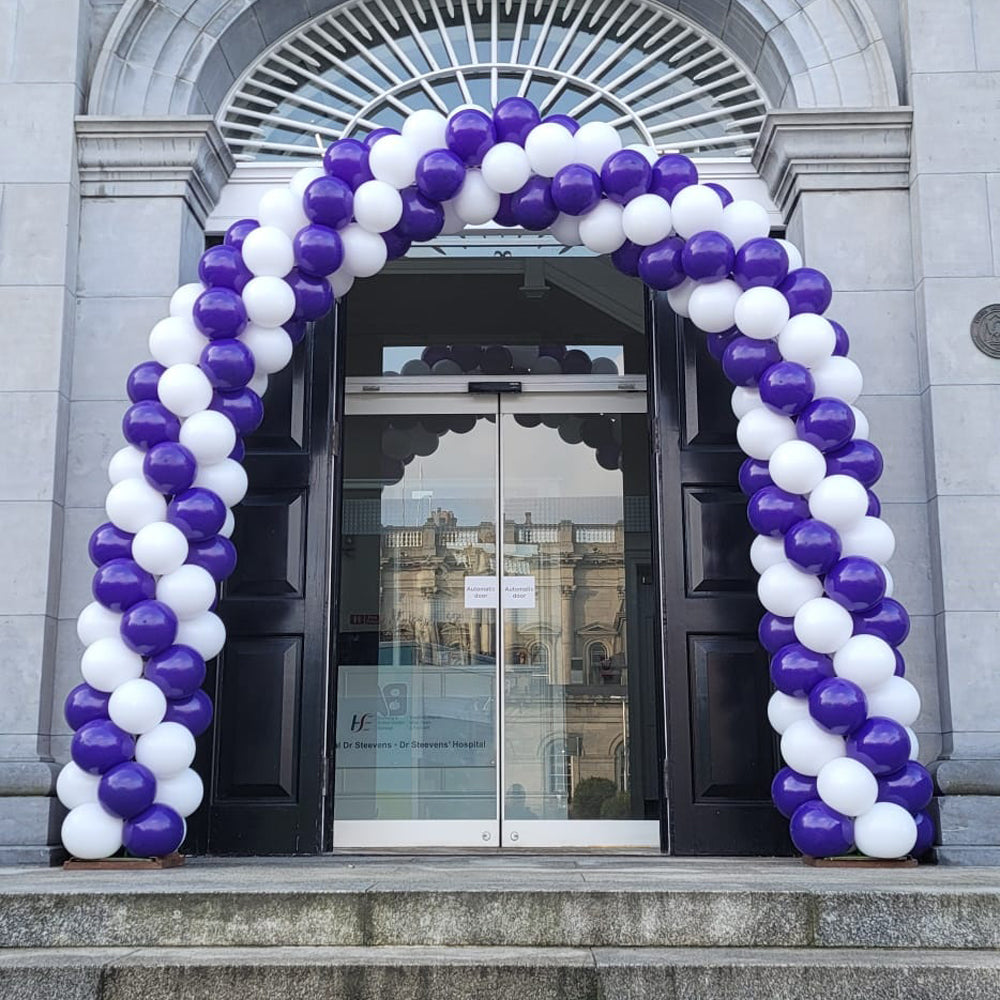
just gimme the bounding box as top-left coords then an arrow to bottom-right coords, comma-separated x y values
332,378 -> 658,848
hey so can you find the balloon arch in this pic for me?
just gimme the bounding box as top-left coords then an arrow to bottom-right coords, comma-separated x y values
57,99 -> 935,862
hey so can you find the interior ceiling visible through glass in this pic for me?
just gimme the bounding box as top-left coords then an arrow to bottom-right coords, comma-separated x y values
221,0 -> 768,161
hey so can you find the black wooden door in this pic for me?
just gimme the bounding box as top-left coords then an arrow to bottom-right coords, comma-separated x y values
650,292 -> 791,856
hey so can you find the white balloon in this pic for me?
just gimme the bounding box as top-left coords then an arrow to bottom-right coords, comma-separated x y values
758,562 -> 824,617
768,439 -> 827,495
447,103 -> 489,119
439,199 -> 465,235
248,371 -> 269,397
751,535 -> 787,574
453,170 -> 501,225
621,193 -> 672,246
688,279 -> 742,334
156,564 -> 217,621
352,180 -> 404,233
794,597 -> 855,654
219,508 -> 235,539
77,602 -> 123,647
734,286 -> 790,341
720,199 -> 771,249
777,238 -> 804,271
108,677 -> 167,734
670,184 -> 724,239
904,726 -> 920,761
524,122 -> 577,176
369,133 -> 420,188
625,142 -> 659,165
736,407 -> 797,460
240,324 -> 294,375
781,718 -> 846,776
61,802 -> 123,860
401,108 -> 448,155
81,636 -> 144,693
148,316 -> 206,367
838,517 -> 896,563
329,268 -> 355,298
854,802 -> 917,859
131,521 -> 189,576
549,213 -> 582,247
731,386 -> 761,419
810,356 -> 863,404
108,446 -> 146,486
135,721 -> 196,779
850,406 -> 870,440
572,121 -> 622,171
56,761 -> 100,810
808,475 -> 869,531
833,634 -> 896,691
578,200 -> 626,254
339,224 -> 388,278
157,363 -> 213,418
258,187 -> 309,238
169,283 -> 204,319
768,691 -> 811,735
175,611 -> 226,660
241,225 -> 295,278
666,278 -> 696,318
817,757 -> 878,817
881,564 -> 895,598
242,275 -> 296,327
865,675 -> 921,727
192,459 -> 248,509
481,141 -> 532,194
778,314 -> 837,368
288,166 -> 326,199
154,768 -> 204,818
105,477 -> 168,534
179,410 -> 236,466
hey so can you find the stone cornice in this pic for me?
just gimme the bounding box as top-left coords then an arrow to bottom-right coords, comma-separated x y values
753,109 -> 913,219
75,117 -> 235,224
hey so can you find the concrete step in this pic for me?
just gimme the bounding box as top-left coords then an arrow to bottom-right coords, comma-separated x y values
3,945 -> 1000,1000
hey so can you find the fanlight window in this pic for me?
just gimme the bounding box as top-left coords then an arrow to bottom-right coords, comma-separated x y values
222,0 -> 767,161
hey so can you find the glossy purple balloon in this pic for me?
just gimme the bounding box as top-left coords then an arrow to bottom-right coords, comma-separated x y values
758,613 -> 796,654
210,387 -> 264,436
912,810 -> 935,857
145,644 -> 207,699
445,109 -> 496,165
224,218 -> 258,251
785,518 -> 842,575
748,486 -> 809,537
123,803 -> 185,857
705,182 -> 733,207
416,148 -> 466,202
303,175 -> 354,229
771,767 -> 818,819
830,320 -> 851,357
167,487 -> 227,542
824,556 -> 886,613
398,188 -> 445,242
126,362 -> 166,404
71,719 -> 136,775
610,239 -> 642,277
323,138 -> 372,188
186,535 -> 237,582
120,599 -> 179,657
493,96 -> 539,145
706,328 -> 739,363
770,643 -> 834,697
542,114 -> 579,134
98,762 -> 157,819
363,127 -> 399,148
164,689 -> 213,736
847,716 -> 911,776
551,164 -> 602,216
198,244 -> 251,292
284,319 -> 307,346
758,362 -> 814,416
826,440 -> 883,487
867,490 -> 882,517
681,230 -> 735,283
64,683 -> 110,731
142,441 -> 197,495
601,149 -> 652,204
92,558 -> 156,612
878,761 -> 933,813
293,224 -> 344,278
852,599 -> 910,647
493,193 -> 518,227
796,397 -> 856,452
122,400 -> 180,451
200,338 -> 255,392
382,226 -> 412,261
778,267 -> 833,316
511,176 -> 558,231
790,800 -> 854,857
894,648 -> 906,677
88,523 -> 134,567
808,676 -> 868,735
733,238 -> 789,291
229,437 -> 245,463
637,236 -> 686,291
192,287 -> 247,340
287,269 -> 334,322
650,153 -> 698,202
739,458 -> 774,497
721,336 -> 782,387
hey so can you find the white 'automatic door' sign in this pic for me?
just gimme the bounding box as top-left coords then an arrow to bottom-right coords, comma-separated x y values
464,576 -> 536,609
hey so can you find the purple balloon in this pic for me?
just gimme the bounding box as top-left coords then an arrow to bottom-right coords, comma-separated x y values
772,767 -> 818,819
493,96 -> 539,145
721,336 -> 782,387
192,287 -> 247,341
88,523 -> 134,567
778,267 -> 833,316
164,689 -> 213,736
229,437 -> 245,462
120,599 -> 178,657
284,319 -> 307,346
542,114 -> 579,134
853,599 -> 910,647
808,676 -> 868,735
770,643 -> 834,697
826,440 -> 883,487
416,148 -> 467,202
650,153 -> 699,202
200,338 -> 255,392
398,187 -> 445,242
790,800 -> 854,857
706,328 -> 740,363
210,387 -> 264,436
733,238 -> 789,291
293,224 -> 343,279
824,557 -> 886,613
71,719 -> 135,775
681,230 -> 735,283
759,613 -> 796,654
122,400 -> 180,451
830,320 -> 851,357
748,486 -> 809,537
446,109 -> 496,165
610,239 -> 643,277
867,490 -> 882,517
600,149 -> 652,204
224,219 -> 258,251
878,761 -> 933,813
98,762 -> 157,819
739,458 -> 774,497
382,226 -> 412,261
796,397 -> 856,452
785,519 -> 842,575
167,488 -> 226,542
363,127 -> 399,148
145,644 -> 207,699
551,164 -> 602,216
64,683 -> 110,731
847,716 -> 911,776
638,236 -> 687,291
92,558 -> 156,612
494,193 -> 518,227
126,362 -> 165,404
758,362 -> 815,416
198,244 -> 251,292
123,803 -> 185,857
303,175 -> 354,229
894,648 -> 906,677
287,269 -> 334,322
912,810 -> 935,857
705,182 -> 733,207
511,175 -> 558,231
186,535 -> 237,582
323,138 -> 372,188
142,441 -> 197,495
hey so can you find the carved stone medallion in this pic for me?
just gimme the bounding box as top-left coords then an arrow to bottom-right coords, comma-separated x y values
971,305 -> 1000,359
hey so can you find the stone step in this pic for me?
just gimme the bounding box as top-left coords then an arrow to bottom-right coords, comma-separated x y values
3,945 -> 1000,1000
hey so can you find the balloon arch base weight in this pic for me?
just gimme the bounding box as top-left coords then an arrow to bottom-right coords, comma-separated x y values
63,852 -> 186,871
801,854 -> 919,869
